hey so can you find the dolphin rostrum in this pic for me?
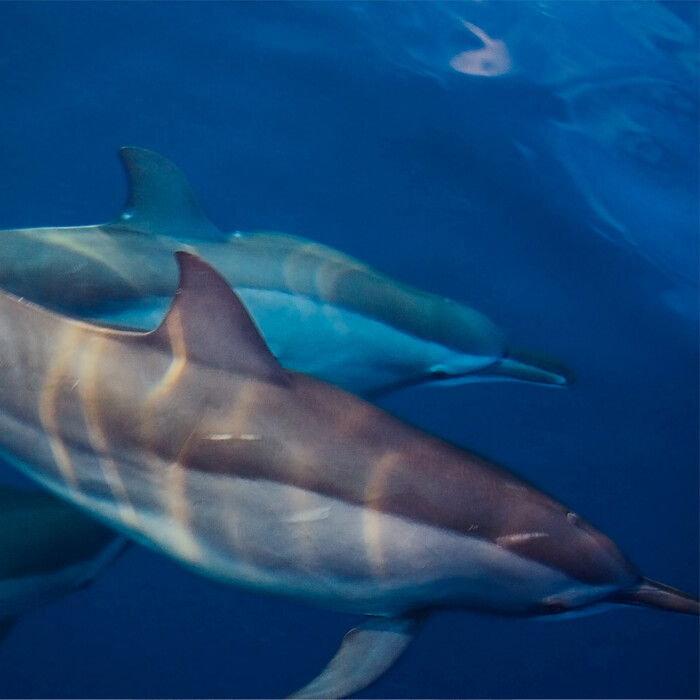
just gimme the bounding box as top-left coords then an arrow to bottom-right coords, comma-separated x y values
0,147 -> 571,396
0,252 -> 694,697
0,483 -> 125,644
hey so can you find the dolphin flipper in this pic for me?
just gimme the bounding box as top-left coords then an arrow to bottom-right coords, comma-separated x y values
289,614 -> 424,699
111,147 -> 226,241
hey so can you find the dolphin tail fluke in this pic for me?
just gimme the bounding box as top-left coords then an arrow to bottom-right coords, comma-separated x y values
611,577 -> 699,616
288,614 -> 425,699
109,147 -> 226,241
477,348 -> 575,387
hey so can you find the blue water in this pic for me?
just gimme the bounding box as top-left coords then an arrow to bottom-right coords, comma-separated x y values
0,2 -> 698,698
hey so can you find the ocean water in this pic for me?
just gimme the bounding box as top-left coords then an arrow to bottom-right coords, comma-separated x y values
0,2 -> 698,698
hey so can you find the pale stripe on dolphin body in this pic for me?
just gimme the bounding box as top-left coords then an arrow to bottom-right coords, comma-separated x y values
162,460 -> 202,564
363,450 -> 403,580
38,326 -> 89,491
147,302 -> 189,401
20,226 -> 151,296
78,333 -> 139,529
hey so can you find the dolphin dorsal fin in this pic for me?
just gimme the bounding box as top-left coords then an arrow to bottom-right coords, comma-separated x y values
113,147 -> 226,241
146,252 -> 288,383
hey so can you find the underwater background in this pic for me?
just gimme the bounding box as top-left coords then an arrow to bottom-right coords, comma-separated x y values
0,2 -> 697,698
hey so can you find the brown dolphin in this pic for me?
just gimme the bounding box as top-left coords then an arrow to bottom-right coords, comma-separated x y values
0,252 -> 695,697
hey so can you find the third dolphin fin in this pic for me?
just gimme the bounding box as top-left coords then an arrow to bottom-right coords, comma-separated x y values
289,614 -> 425,699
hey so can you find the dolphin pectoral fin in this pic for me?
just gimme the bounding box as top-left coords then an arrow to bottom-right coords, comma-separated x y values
109,147 -> 226,241
476,349 -> 575,387
610,577 -> 699,616
288,614 -> 425,699
0,617 -> 18,645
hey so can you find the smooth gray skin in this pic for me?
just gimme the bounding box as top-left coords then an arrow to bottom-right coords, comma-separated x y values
0,252 -> 695,698
0,483 -> 125,644
0,146 -> 572,396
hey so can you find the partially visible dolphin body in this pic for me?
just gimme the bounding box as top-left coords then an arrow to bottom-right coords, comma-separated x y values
0,252 -> 694,698
0,483 -> 125,644
0,147 -> 571,396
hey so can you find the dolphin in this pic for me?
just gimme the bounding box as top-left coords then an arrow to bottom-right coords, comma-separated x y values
0,147 -> 571,396
0,482 -> 125,644
0,252 -> 694,697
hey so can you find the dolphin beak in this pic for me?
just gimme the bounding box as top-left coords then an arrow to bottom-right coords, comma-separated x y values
472,348 -> 576,387
610,578 -> 699,616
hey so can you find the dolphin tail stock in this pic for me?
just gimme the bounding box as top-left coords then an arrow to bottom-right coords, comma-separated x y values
473,347 -> 576,387
610,577 -> 699,616
107,146 -> 227,242
288,613 -> 425,699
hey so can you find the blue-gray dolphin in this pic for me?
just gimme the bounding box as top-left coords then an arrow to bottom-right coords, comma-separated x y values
0,147 -> 571,396
0,483 -> 124,644
0,252 -> 694,697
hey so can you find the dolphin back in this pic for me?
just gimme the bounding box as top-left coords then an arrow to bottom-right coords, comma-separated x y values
611,578 -> 699,616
